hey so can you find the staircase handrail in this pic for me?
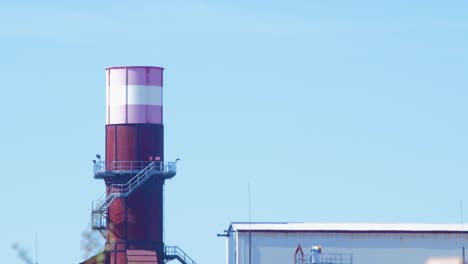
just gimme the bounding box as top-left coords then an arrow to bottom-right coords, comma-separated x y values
109,161 -> 156,195
165,245 -> 197,264
93,161 -> 169,212
91,160 -> 177,231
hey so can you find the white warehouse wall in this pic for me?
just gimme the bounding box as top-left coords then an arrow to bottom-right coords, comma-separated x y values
226,223 -> 468,264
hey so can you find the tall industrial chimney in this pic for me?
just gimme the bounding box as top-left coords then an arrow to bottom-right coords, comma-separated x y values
82,66 -> 196,264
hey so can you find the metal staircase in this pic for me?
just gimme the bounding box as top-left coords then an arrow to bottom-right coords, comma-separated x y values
91,161 -> 176,231
164,246 -> 197,264
90,161 -> 198,263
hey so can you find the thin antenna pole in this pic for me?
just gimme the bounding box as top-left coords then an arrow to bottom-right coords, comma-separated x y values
35,232 -> 38,264
461,200 -> 464,231
463,247 -> 465,264
461,200 -> 465,264
248,182 -> 252,264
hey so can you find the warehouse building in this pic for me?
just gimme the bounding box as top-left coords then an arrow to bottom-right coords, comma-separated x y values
225,222 -> 467,264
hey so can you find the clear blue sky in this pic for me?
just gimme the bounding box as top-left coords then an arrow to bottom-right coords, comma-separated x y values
1,0 -> 468,263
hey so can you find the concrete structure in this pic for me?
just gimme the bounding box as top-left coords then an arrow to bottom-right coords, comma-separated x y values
225,222 -> 468,264
81,66 -> 195,264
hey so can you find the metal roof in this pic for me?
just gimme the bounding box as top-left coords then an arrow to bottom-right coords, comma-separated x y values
105,66 -> 164,70
229,222 -> 468,233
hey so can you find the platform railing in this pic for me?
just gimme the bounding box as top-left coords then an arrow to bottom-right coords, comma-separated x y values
94,160 -> 176,175
320,253 -> 353,264
165,245 -> 197,264
107,161 -> 158,195
93,162 -> 159,211
296,253 -> 353,264
91,161 -> 177,231
103,242 -> 197,264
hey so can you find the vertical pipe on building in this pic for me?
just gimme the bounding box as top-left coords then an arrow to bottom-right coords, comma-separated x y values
463,246 -> 465,264
248,182 -> 252,264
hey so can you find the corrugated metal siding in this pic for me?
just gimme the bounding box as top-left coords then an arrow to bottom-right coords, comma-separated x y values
231,222 -> 468,233
228,228 -> 468,264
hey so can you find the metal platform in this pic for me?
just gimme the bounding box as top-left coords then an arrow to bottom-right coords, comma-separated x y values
91,161 -> 177,232
93,161 -> 177,179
